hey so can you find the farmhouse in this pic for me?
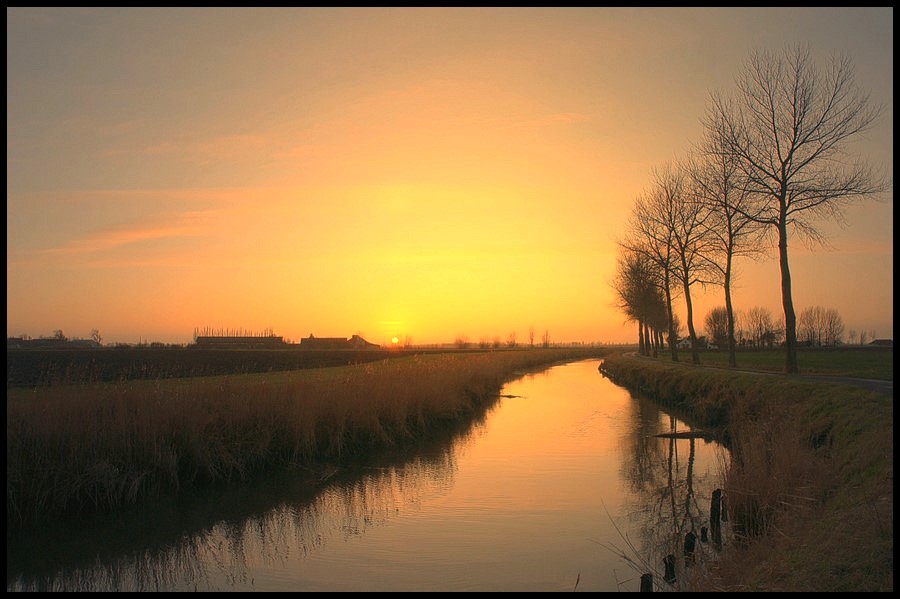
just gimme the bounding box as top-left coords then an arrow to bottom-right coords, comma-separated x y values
299,334 -> 380,350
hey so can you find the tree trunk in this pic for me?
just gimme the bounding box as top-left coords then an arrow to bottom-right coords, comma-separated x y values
638,318 -> 646,356
724,252 -> 737,368
777,215 -> 799,374
664,275 -> 679,362
682,274 -> 700,365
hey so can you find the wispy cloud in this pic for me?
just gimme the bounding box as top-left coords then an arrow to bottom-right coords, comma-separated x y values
41,210 -> 210,256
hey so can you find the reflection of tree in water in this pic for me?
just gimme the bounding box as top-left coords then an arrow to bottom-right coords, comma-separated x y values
8,408 -> 487,592
616,394 -> 728,591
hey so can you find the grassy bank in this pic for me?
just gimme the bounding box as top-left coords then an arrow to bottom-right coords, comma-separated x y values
688,347 -> 893,380
599,351 -> 893,592
7,347 -> 604,530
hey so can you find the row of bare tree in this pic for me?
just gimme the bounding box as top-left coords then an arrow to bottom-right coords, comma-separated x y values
612,44 -> 889,372
704,304 -> 862,349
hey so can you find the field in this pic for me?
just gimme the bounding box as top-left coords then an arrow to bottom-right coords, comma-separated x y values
7,346 -> 606,530
6,347 -> 424,388
692,346 -> 893,380
8,344 -> 891,590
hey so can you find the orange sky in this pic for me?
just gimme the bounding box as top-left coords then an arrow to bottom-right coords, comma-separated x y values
6,8 -> 893,346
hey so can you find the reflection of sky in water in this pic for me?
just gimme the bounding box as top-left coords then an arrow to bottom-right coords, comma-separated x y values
8,359 -> 730,592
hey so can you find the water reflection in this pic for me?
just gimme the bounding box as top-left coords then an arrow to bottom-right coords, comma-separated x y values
7,405 -> 482,592
615,393 -> 730,591
8,359 -> 730,592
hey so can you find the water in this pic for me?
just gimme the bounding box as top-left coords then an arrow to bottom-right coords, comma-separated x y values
7,358 -> 730,592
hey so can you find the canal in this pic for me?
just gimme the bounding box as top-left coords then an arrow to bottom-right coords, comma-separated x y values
7,358 -> 730,592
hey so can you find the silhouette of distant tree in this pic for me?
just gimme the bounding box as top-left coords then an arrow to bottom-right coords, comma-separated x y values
704,306 -> 730,349
612,246 -> 667,356
507,332 -> 517,348
744,306 -> 782,349
798,305 -> 845,347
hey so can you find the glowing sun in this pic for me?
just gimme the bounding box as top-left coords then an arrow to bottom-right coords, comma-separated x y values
391,336 -> 400,345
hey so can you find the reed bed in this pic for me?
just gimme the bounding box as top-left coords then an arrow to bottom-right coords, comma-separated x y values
7,348 -> 602,529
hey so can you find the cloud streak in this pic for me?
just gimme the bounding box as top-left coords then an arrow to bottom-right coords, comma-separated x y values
40,211 -> 210,256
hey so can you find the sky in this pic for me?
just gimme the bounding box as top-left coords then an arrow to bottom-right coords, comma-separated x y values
6,7 -> 893,346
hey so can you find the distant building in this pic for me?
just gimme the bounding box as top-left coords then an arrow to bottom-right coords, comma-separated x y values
869,339 -> 893,347
299,334 -> 379,350
194,335 -> 287,349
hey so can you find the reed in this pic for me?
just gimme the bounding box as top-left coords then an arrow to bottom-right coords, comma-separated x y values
600,352 -> 893,592
7,348 -> 602,529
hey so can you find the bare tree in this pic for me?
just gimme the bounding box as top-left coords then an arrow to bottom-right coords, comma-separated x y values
612,246 -> 667,355
744,306 -> 780,349
529,326 -> 535,348
691,110 -> 769,367
859,329 -> 869,346
798,305 -> 826,346
710,44 -> 890,373
704,306 -> 730,348
654,161 -> 716,364
624,190 -> 682,361
507,332 -> 517,348
798,305 -> 844,347
822,308 -> 845,346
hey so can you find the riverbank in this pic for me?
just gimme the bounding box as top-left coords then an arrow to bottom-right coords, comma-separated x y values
598,352 -> 893,592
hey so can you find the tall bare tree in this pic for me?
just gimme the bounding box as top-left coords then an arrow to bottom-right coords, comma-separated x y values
655,162 -> 717,365
691,110 -> 769,367
623,191 -> 682,361
710,44 -> 889,373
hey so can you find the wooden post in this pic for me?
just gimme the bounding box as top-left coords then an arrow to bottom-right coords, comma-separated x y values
684,530 -> 697,565
663,554 -> 676,584
711,488 -> 723,550
640,573 -> 653,592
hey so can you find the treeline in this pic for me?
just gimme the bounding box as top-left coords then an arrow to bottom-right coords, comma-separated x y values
611,44 -> 888,373
701,304 -> 879,349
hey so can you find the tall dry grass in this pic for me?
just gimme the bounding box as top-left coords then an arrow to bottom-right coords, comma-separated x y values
7,348 -> 601,529
600,352 -> 893,592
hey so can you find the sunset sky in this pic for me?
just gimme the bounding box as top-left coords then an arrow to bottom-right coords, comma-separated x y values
7,7 -> 893,346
